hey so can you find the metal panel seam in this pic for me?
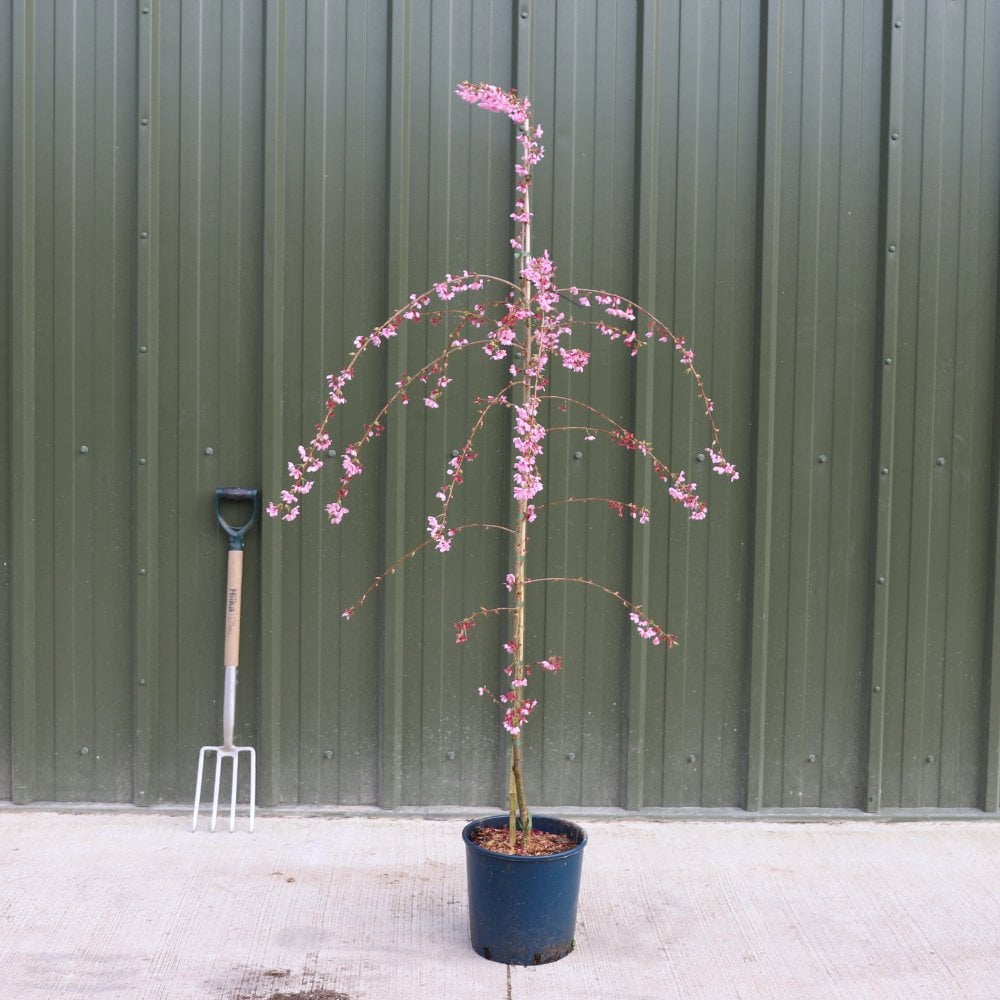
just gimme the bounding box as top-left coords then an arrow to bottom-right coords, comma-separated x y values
746,0 -> 784,812
10,0 -> 38,804
133,0 -> 159,806
260,0 -> 289,807
624,0 -> 663,812
381,0 -> 414,809
865,2 -> 905,815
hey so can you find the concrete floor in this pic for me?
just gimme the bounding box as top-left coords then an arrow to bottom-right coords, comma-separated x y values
2,808 -> 1000,999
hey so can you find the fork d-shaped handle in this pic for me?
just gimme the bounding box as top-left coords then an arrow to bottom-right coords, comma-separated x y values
216,487 -> 259,551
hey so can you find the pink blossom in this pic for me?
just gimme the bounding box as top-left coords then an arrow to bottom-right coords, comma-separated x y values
667,471 -> 708,520
521,252 -> 560,313
454,618 -> 475,644
342,448 -> 363,479
512,399 -> 546,501
456,81 -> 531,124
706,446 -> 740,482
326,367 -> 352,402
267,499 -> 300,522
559,347 -> 590,373
502,698 -> 538,735
674,338 -> 695,369
427,515 -> 455,553
629,612 -> 677,648
325,501 -> 349,524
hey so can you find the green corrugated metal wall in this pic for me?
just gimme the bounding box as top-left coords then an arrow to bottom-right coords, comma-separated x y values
2,0 -> 998,813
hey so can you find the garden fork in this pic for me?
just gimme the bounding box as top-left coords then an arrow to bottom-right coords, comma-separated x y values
192,487 -> 258,832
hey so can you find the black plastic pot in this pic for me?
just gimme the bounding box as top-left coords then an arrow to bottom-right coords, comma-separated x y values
462,814 -> 587,965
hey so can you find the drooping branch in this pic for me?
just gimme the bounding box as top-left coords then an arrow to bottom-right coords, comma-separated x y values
525,576 -> 678,648
341,522 -> 515,621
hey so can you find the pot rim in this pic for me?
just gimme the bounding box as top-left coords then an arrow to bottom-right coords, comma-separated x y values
462,813 -> 588,860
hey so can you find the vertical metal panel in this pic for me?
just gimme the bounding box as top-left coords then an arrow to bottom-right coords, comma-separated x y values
0,0 -> 13,799
141,0 -> 266,803
866,0 -> 904,814
10,0 -> 137,802
875,0 -> 999,810
263,0 -> 392,805
634,0 -> 759,810
955,1 -> 1000,811
988,0 -> 1000,812
259,0 -> 288,808
521,0 -> 640,807
750,0 -> 883,810
54,0 -> 136,801
9,0 -> 39,803
385,0 -> 514,807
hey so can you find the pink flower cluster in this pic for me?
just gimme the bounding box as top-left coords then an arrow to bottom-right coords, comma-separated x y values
500,697 -> 537,736
707,446 -> 740,482
510,126 -> 544,246
455,83 -> 543,254
629,612 -> 677,648
594,293 -> 635,322
483,297 -> 526,360
477,653 -> 564,735
520,252 -> 560,314
456,81 -> 530,123
676,341 -> 695,368
433,271 -> 484,301
608,501 -> 651,524
426,515 -> 455,553
512,399 -> 546,501
327,368 -> 352,406
667,471 -> 707,520
266,367 -> 358,522
559,347 -> 590,372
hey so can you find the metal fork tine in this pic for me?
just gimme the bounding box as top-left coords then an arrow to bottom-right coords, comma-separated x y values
248,747 -> 256,833
229,752 -> 239,832
192,747 -> 207,832
211,751 -> 224,832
